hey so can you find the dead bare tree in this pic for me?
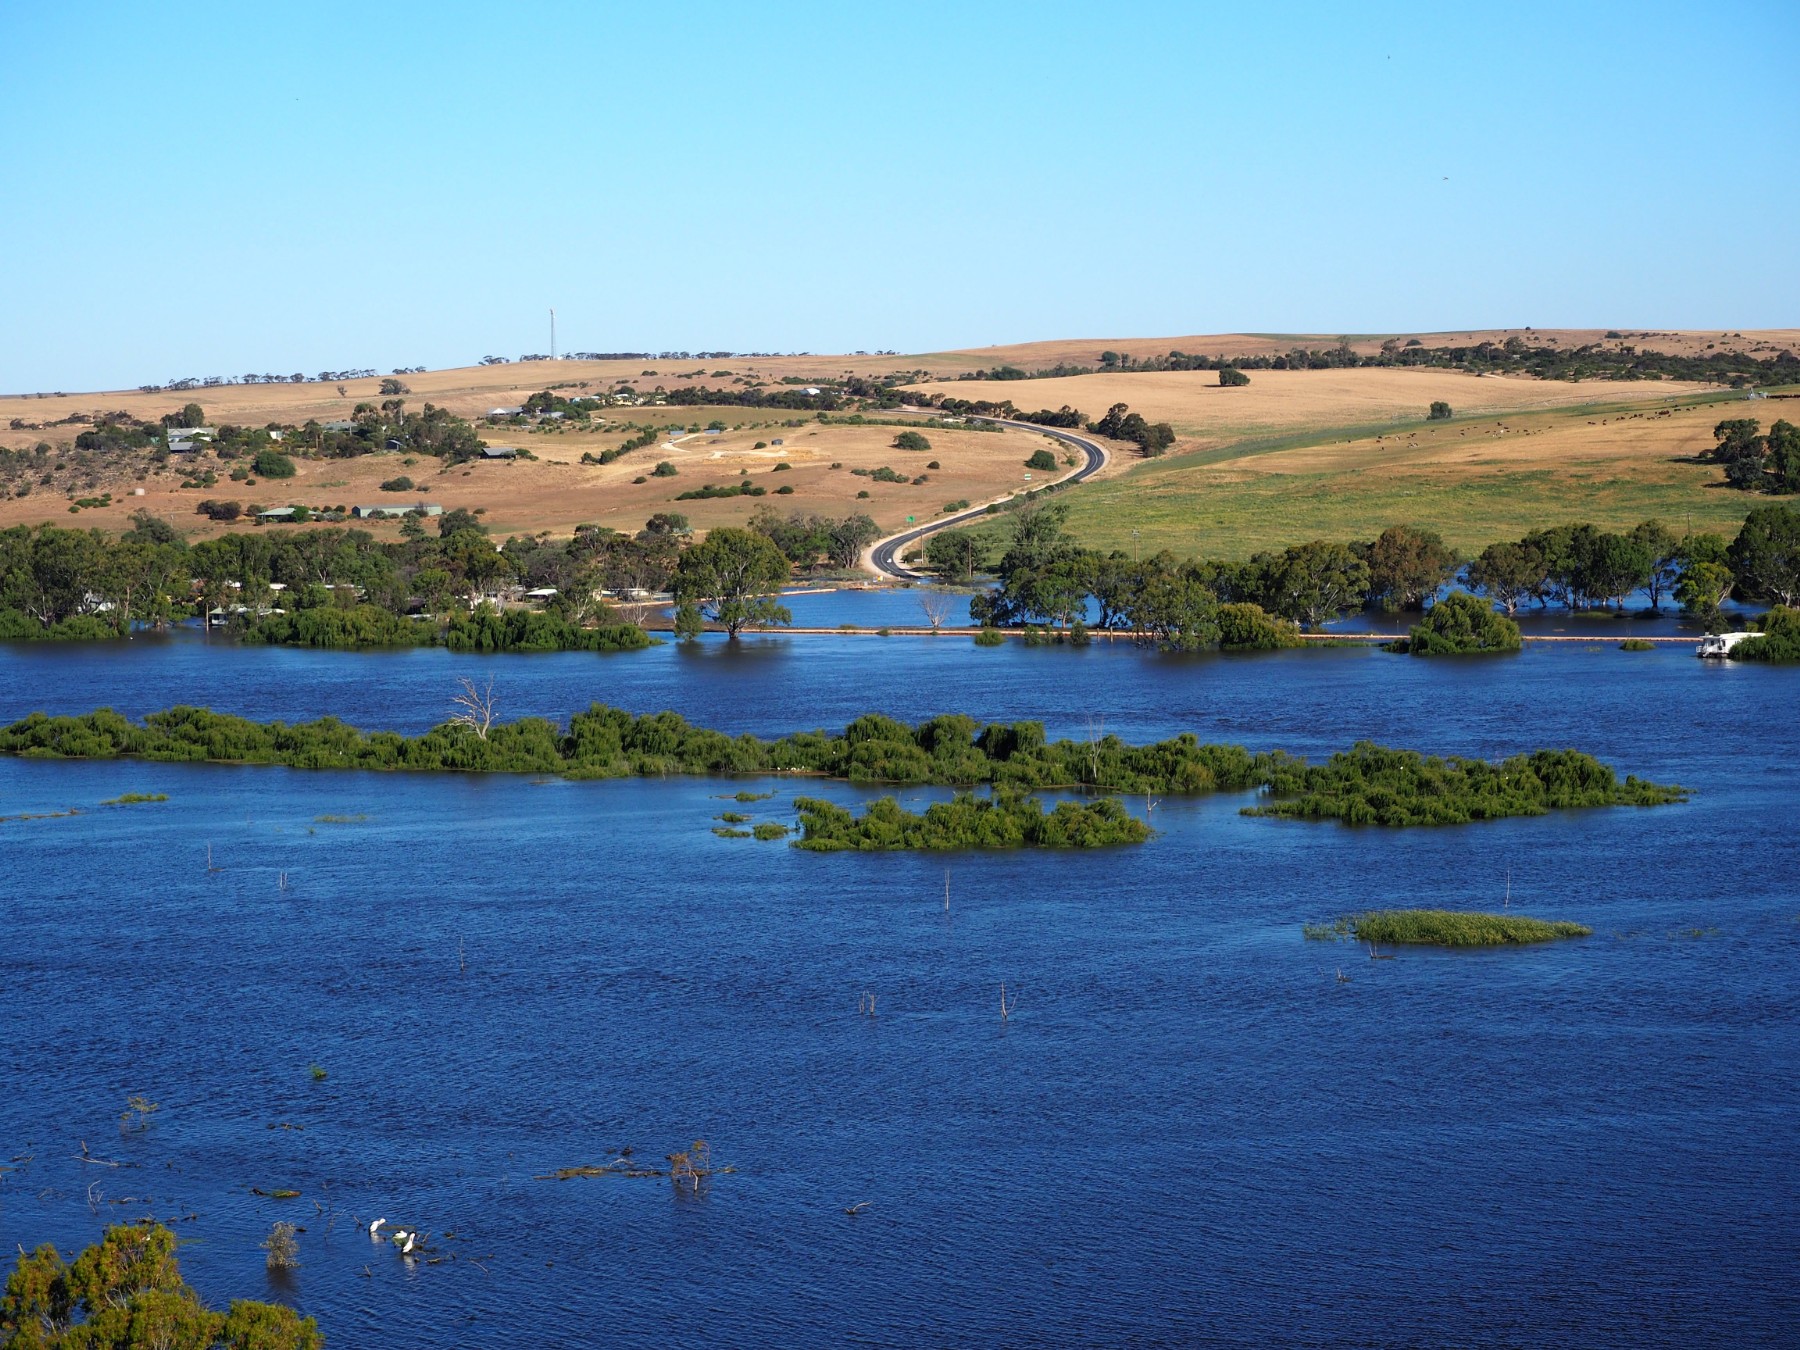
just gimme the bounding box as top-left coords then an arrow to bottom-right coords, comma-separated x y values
1085,714 -> 1106,786
917,589 -> 954,630
667,1140 -> 720,1193
613,597 -> 661,628
450,677 -> 496,740
1000,982 -> 1018,1021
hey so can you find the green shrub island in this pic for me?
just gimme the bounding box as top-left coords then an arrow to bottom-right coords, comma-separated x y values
1306,909 -> 1592,947
794,791 -> 1149,850
1245,741 -> 1681,825
0,708 -> 1685,848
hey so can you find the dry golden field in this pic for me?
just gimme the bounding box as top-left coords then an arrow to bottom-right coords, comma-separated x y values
0,417 -> 1072,542
913,366 -> 1714,451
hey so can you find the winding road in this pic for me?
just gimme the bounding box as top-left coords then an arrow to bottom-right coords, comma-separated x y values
865,417 -> 1109,580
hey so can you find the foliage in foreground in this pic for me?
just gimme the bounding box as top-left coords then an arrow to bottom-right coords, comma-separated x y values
1308,908 -> 1593,947
793,792 -> 1151,850
1246,742 -> 1685,825
0,1222 -> 321,1349
0,708 -> 1685,831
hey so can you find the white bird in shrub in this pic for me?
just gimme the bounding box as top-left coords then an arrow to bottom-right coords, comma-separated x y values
401,1233 -> 416,1255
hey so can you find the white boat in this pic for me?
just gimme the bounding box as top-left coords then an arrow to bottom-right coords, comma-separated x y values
1696,632 -> 1754,658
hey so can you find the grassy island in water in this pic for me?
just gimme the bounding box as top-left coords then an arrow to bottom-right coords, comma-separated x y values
0,706 -> 1686,850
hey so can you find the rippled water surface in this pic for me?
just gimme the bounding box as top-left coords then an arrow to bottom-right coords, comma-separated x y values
1,608 -> 1795,1348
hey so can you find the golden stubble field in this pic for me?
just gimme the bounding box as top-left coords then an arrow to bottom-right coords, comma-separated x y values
0,419 -> 1073,542
914,366 -> 1715,450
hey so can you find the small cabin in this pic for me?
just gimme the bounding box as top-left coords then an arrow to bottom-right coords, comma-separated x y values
256,507 -> 297,523
481,446 -> 518,460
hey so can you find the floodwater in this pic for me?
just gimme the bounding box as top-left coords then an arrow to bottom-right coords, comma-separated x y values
1,605 -> 1795,1347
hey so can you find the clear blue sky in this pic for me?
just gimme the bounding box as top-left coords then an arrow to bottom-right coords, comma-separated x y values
2,0 -> 1795,391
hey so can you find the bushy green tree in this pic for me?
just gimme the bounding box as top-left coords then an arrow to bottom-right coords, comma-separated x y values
1266,541 -> 1370,626
1729,503 -> 1800,605
1361,524 -> 1458,611
1427,401 -> 1452,420
1466,539 -> 1545,615
1219,367 -> 1250,387
250,448 -> 295,479
925,529 -> 982,582
672,527 -> 793,638
892,430 -> 931,451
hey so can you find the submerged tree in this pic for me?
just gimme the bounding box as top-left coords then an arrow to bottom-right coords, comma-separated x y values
671,527 -> 793,639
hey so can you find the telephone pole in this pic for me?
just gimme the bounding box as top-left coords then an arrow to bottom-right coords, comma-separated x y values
550,308 -> 556,361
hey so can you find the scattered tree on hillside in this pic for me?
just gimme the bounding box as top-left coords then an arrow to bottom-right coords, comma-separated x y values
1428,401 -> 1453,420
1218,366 -> 1250,388
250,448 -> 295,479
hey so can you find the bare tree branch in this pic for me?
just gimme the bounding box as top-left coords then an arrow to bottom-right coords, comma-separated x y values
450,677 -> 496,740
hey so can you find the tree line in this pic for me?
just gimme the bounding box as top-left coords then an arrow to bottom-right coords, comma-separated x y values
0,501 -> 898,648
923,501 -> 1800,643
927,336 -> 1800,388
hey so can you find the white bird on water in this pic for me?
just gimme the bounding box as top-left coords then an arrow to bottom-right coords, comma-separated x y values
368,1217 -> 386,1238
401,1233 -> 416,1255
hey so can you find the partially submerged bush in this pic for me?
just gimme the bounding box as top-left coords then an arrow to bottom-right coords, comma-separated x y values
1217,602 -> 1301,650
1731,605 -> 1800,661
1403,590 -> 1521,655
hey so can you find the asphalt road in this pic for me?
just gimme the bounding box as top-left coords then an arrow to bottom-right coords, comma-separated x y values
865,418 -> 1109,580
